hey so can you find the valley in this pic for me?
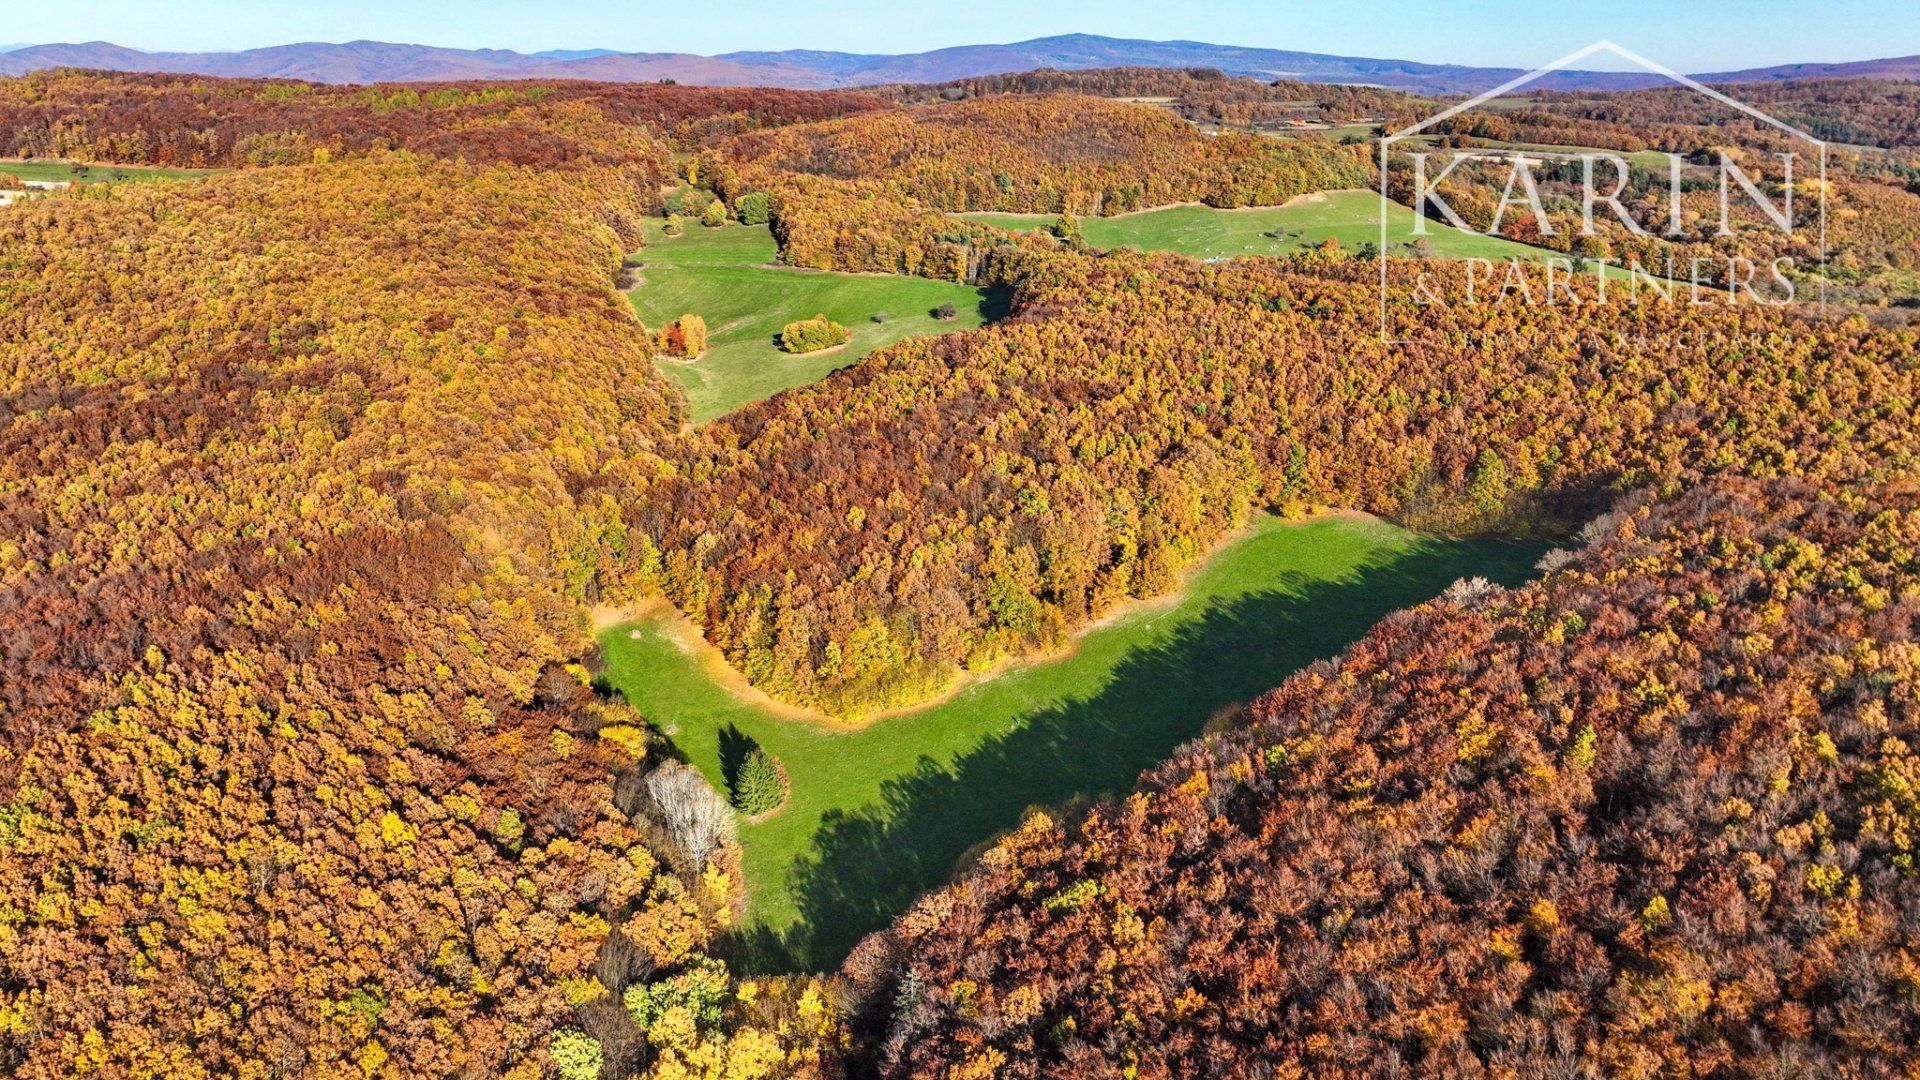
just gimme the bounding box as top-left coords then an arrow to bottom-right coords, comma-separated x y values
596,513 -> 1545,971
3,46 -> 1917,1079
957,189 -> 1579,263
962,190 -> 1671,284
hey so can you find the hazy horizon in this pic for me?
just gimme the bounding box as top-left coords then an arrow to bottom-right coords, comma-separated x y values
8,1 -> 1919,73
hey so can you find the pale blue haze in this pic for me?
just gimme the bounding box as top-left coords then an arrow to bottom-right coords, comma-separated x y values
10,0 -> 1917,72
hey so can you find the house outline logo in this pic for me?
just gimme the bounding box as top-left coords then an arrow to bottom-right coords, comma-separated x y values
1374,39 -> 1830,343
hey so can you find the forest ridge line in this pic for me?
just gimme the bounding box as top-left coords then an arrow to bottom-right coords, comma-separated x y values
4,33 -> 1920,91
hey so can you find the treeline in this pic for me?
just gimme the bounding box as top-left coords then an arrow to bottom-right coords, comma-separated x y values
0,154 -> 836,1075
844,474 -> 1920,1075
875,66 -> 1422,129
621,246 -> 1918,716
0,69 -> 879,170
717,94 -> 1373,215
762,173 -> 993,278
1510,79 -> 1920,152
700,93 -> 1370,277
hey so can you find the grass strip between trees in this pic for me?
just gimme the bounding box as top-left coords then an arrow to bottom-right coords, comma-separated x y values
597,512 -> 1545,972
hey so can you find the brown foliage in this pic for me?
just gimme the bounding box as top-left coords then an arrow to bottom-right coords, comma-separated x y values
849,476 -> 1920,1076
0,156 -> 711,1074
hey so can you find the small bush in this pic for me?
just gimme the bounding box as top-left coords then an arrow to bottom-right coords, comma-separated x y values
731,749 -> 789,815
733,190 -> 771,225
779,314 -> 850,354
871,311 -> 889,324
654,313 -> 708,359
664,186 -> 715,216
700,199 -> 728,228
931,301 -> 958,321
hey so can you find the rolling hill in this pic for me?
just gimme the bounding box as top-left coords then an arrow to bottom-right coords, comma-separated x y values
1,34 -> 1917,92
0,39 -> 837,86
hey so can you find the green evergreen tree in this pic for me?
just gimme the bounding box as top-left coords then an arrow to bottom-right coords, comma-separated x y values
731,749 -> 788,815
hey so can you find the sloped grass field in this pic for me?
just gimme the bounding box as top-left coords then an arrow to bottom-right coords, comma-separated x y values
0,159 -> 220,184
597,513 -> 1544,972
958,189 -> 1583,264
626,222 -> 1008,423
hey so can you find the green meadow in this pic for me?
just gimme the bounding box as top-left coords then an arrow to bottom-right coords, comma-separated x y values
957,189 -> 1582,264
0,159 -> 221,184
1472,140 -> 1674,168
961,190 -> 1659,283
625,222 -> 1008,423
596,513 -> 1544,972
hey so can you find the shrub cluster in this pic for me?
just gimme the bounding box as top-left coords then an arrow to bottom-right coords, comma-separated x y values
653,312 -> 709,358
778,313 -> 851,353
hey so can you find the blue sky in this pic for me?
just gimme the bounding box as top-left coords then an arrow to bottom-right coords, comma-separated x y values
10,0 -> 1918,71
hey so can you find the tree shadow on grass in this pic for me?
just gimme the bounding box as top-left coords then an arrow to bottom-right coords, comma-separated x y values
731,534 -> 1544,973
976,286 -> 1014,323
718,724 -> 759,794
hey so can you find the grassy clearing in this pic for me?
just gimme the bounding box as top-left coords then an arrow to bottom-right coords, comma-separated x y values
0,159 -> 221,184
626,222 -> 1008,423
1306,123 -> 1382,141
596,513 -> 1544,972
959,191 -> 1641,277
1471,140 -> 1674,168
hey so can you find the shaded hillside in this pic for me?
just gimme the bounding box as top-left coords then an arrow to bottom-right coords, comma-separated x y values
846,476 -> 1920,1077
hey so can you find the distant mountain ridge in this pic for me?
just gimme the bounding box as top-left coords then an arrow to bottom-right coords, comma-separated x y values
1,33 -> 1916,92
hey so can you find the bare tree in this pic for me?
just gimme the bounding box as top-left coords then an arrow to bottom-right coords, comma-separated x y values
1442,576 -> 1499,608
640,762 -> 736,870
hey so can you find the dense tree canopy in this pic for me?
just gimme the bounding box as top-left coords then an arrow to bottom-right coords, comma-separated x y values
875,67 -> 1417,132
626,247 -> 1917,715
3,66 -> 1919,1078
0,68 -> 880,169
0,88 -> 841,1077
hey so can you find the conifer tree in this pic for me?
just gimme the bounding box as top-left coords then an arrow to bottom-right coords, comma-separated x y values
731,749 -> 789,815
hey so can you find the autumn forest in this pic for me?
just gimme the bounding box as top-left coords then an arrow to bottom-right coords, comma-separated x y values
0,47 -> 1917,1080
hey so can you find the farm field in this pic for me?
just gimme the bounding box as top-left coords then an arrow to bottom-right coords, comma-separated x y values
596,513 -> 1545,972
1303,122 -> 1380,140
1472,139 -> 1674,168
626,222 -> 1008,423
958,189 -> 1590,264
0,159 -> 220,184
